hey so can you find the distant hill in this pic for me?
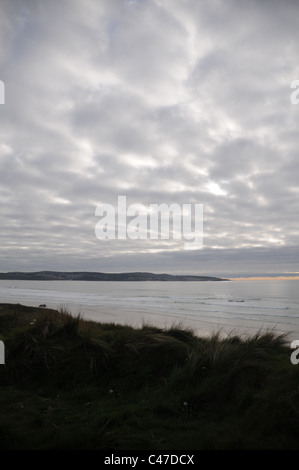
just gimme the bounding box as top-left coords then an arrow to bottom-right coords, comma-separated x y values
0,271 -> 228,281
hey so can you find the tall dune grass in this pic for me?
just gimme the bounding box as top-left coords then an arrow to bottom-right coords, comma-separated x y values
0,303 -> 298,450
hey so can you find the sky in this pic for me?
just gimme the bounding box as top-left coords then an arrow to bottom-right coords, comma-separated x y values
0,0 -> 299,277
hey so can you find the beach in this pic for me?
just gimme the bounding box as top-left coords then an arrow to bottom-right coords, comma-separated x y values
1,279 -> 299,340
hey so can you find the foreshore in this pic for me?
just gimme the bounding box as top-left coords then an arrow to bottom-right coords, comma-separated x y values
1,296 -> 296,341
1,278 -> 298,341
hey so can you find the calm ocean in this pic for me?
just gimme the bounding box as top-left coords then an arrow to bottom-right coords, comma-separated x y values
1,279 -> 299,340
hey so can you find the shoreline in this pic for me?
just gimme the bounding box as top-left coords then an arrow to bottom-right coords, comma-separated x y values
1,278 -> 298,341
0,301 -> 296,342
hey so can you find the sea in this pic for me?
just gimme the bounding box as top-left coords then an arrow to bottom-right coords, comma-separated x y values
0,279 -> 299,341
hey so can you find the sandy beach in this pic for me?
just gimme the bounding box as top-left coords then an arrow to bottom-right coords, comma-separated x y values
1,278 -> 298,340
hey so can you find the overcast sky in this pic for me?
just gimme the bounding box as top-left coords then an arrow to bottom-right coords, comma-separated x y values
0,0 -> 299,277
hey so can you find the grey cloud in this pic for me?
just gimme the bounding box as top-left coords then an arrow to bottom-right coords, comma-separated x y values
0,0 -> 299,274
107,1 -> 188,95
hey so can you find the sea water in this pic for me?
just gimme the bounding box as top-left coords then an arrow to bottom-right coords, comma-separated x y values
0,279 -> 299,340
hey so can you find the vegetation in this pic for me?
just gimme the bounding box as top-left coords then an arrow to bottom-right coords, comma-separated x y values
0,302 -> 299,450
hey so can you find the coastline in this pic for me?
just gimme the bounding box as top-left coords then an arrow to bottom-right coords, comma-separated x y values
1,277 -> 299,340
0,271 -> 228,282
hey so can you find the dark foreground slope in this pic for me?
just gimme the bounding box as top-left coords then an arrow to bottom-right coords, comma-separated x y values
0,303 -> 298,450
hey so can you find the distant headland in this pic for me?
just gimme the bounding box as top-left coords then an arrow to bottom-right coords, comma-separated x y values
0,271 -> 228,281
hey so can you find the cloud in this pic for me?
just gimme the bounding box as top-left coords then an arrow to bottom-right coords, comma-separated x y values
0,0 -> 299,274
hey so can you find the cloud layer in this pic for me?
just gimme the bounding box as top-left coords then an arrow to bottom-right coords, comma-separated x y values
1,0 -> 299,275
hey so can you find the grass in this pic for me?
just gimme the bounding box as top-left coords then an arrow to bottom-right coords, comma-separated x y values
0,302 -> 299,450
